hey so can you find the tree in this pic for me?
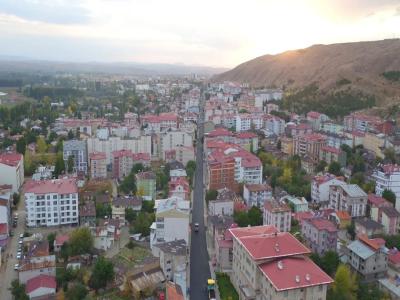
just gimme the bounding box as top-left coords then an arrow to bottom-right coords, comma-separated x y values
67,130 -> 74,140
132,163 -> 145,174
65,283 -> 88,300
382,189 -> 396,205
54,152 -> 65,178
89,256 -> 115,292
16,137 -> 26,154
119,171 -> 136,194
276,139 -> 281,150
96,203 -> 112,219
133,212 -> 154,236
384,147 -> 397,164
47,232 -> 56,253
9,279 -> 29,300
321,251 -> 340,276
24,149 -> 34,176
69,227 -> 93,256
315,160 -> 327,173
328,161 -> 342,176
12,193 -> 20,206
141,200 -> 155,213
234,211 -> 250,227
247,206 -> 263,226
67,155 -> 74,174
186,160 -> 196,183
37,136 -> 48,154
357,283 -> 388,300
328,264 -> 357,300
125,208 -> 136,224
205,189 -> 218,202
346,219 -> 356,241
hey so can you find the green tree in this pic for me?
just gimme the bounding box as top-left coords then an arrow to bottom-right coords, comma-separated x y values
133,212 -> 154,236
68,129 -> 74,140
96,203 -> 112,219
9,279 -> 29,300
205,189 -> 218,202
315,160 -> 328,173
328,161 -> 342,176
89,256 -> 115,292
125,208 -> 136,224
119,171 -> 137,194
16,138 -> 26,155
12,193 -> 20,206
234,211 -> 250,227
382,189 -> 396,205
67,155 -> 74,173
247,206 -> 263,226
321,251 -> 340,276
47,232 -> 56,253
24,149 -> 35,176
347,219 -> 356,241
141,200 -> 155,213
132,163 -> 145,174
37,136 -> 48,154
357,283 -> 387,300
66,283 -> 88,300
69,227 -> 93,256
54,152 -> 65,178
328,264 -> 357,300
276,139 -> 282,150
384,147 -> 397,164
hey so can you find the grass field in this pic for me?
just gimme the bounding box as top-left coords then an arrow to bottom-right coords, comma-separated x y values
216,272 -> 239,300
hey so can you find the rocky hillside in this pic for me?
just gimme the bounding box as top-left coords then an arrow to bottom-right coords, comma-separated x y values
214,39 -> 400,105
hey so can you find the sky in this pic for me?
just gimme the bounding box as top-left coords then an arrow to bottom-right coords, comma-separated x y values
0,0 -> 399,68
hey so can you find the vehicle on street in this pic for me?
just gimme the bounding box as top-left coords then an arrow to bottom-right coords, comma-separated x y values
16,253 -> 21,260
194,223 -> 199,232
18,240 -> 23,245
207,279 -> 216,300
19,233 -> 24,239
14,264 -> 19,271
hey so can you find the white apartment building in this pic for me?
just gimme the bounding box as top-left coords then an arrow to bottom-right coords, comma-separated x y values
0,153 -> 24,193
150,197 -> 190,250
235,114 -> 263,132
159,130 -> 193,160
231,151 -> 263,185
87,135 -> 152,164
373,164 -> 400,211
311,174 -> 344,204
24,179 -> 79,227
243,183 -> 273,207
264,115 -> 285,136
329,183 -> 367,217
263,199 -> 292,232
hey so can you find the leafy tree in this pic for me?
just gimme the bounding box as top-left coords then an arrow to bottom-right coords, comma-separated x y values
186,160 -> 196,183
37,136 -> 48,154
67,155 -> 74,173
47,232 -> 56,253
133,212 -> 155,236
96,203 -> 112,219
24,149 -> 35,176
69,227 -> 93,256
54,152 -> 65,178
12,193 -> 20,206
384,147 -> 397,164
315,160 -> 327,173
247,206 -> 263,226
382,189 -> 396,205
132,163 -> 145,174
9,279 -> 29,300
125,208 -> 136,224
16,138 -> 26,155
328,161 -> 342,176
67,130 -> 74,140
321,251 -> 340,276
89,256 -> 115,292
328,264 -> 357,300
66,283 -> 88,300
205,189 -> 218,202
350,172 -> 365,186
346,220 -> 356,241
276,139 -> 281,150
141,201 -> 155,213
357,282 -> 388,300
234,211 -> 250,227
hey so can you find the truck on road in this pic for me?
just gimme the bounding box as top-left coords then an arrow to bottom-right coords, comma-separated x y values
207,279 -> 216,300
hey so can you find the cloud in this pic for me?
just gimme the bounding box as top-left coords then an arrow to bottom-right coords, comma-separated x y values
0,0 -> 90,24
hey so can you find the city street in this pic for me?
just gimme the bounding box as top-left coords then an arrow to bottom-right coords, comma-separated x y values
190,97 -> 211,300
0,199 -> 26,300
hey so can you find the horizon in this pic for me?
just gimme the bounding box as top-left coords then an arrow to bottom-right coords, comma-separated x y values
0,1 -> 399,68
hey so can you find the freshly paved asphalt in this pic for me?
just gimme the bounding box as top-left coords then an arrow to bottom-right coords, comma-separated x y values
190,98 -> 211,300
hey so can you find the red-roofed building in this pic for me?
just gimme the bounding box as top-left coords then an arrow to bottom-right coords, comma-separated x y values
319,146 -> 347,167
302,218 -> 338,255
307,111 -> 329,130
25,274 -> 56,299
141,113 -> 179,132
294,133 -> 327,163
112,149 -> 134,179
168,177 -> 190,200
89,151 -> 107,179
230,225 -> 332,300
54,234 -> 70,252
24,179 -> 78,227
263,199 -> 291,232
388,248 -> 400,270
0,152 -> 24,193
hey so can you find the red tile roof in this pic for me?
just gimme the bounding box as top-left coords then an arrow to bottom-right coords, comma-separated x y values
368,194 -> 392,207
24,179 -> 78,194
166,281 -> 184,300
246,183 -> 272,193
305,218 -> 337,233
132,152 -> 151,161
238,232 -> 311,260
55,235 -> 69,246
0,153 -> 22,167
112,149 -> 133,158
307,111 -> 322,119
26,275 -> 56,294
206,128 -> 234,138
389,249 -> 400,265
142,113 -> 178,123
382,164 -> 400,174
321,146 -> 341,154
229,225 -> 278,239
259,257 -> 333,291
235,132 -> 257,139
89,152 -> 106,160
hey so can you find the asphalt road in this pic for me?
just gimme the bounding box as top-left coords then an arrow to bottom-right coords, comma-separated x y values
190,98 -> 211,300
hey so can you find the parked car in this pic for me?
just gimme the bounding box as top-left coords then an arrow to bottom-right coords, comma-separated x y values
194,223 -> 199,232
16,253 -> 21,260
19,233 -> 24,239
14,264 -> 19,271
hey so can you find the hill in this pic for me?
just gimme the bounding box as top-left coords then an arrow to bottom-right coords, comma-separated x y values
214,39 -> 400,106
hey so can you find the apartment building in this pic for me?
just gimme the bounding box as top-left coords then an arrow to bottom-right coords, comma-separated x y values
347,235 -> 388,281
306,111 -> 329,131
24,179 -> 79,227
141,113 -> 179,132
0,153 -> 24,193
311,174 -> 345,204
235,114 -> 263,132
112,150 -> 134,180
159,130 -> 193,160
89,152 -> 107,179
302,218 -> 338,255
328,183 -> 367,217
294,133 -> 327,163
263,199 -> 292,232
207,152 -> 237,192
63,140 -> 88,174
263,115 -> 285,136
373,164 -> 400,211
243,183 -> 272,208
150,197 -> 190,250
344,113 -> 382,132
319,146 -> 347,167
230,225 -> 333,300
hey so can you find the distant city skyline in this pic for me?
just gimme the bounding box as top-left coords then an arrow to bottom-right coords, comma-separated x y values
0,0 -> 399,68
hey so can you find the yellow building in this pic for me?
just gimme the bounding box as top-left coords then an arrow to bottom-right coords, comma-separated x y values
363,132 -> 385,158
281,137 -> 294,156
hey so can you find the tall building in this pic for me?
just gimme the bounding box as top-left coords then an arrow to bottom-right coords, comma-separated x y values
89,152 -> 107,179
24,179 -> 79,227
0,153 -> 24,193
63,140 -> 88,174
263,199 -> 292,232
112,150 -> 134,180
294,133 -> 327,163
373,164 -> 400,211
328,183 -> 367,217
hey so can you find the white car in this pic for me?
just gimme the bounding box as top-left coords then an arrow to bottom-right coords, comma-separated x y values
18,240 -> 23,245
16,254 -> 21,260
19,234 -> 24,239
14,264 -> 19,271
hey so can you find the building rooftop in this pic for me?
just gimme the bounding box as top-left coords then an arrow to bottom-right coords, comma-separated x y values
89,151 -> 106,160
245,183 -> 272,193
136,171 -> 156,180
305,218 -> 337,233
347,240 -> 375,259
25,274 -> 56,294
79,201 -> 96,217
355,218 -> 384,230
0,153 -> 22,167
264,199 -> 291,213
113,196 -> 142,208
24,178 -> 78,194
381,206 -> 400,218
368,194 -> 392,207
156,239 -> 187,256
259,257 -> 333,292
